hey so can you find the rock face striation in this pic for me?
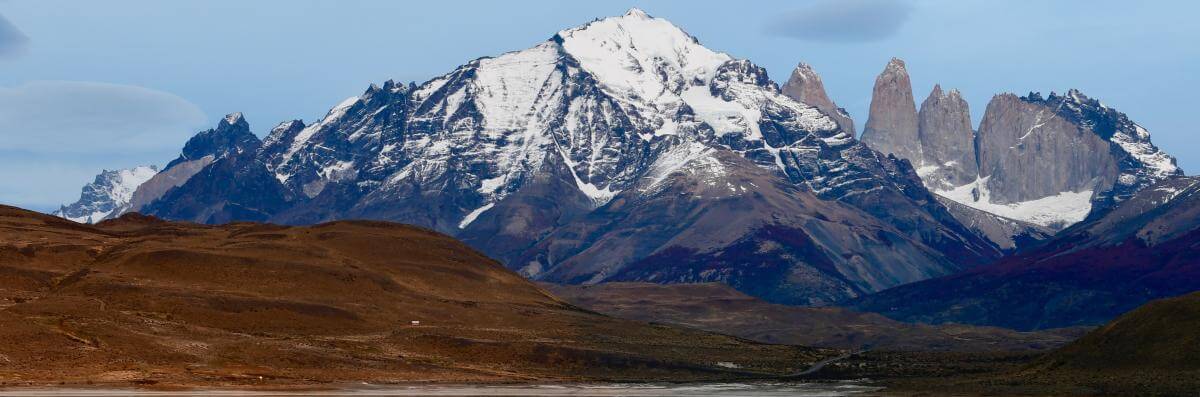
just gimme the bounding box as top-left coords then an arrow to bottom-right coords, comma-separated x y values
53,165 -> 158,223
860,58 -> 921,163
781,62 -> 855,135
71,9 -> 1000,305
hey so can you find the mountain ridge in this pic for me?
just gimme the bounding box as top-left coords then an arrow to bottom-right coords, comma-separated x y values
59,9 -> 1002,304
853,175 -> 1200,330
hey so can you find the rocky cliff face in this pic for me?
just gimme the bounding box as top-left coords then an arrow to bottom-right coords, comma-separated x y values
71,9 -> 1000,304
948,90 -> 1181,230
975,93 -> 1119,205
860,58 -> 920,162
916,85 -> 977,191
781,62 -> 855,135
860,57 -> 1180,236
53,166 -> 158,223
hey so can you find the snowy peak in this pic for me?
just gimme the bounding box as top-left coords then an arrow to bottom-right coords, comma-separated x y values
623,7 -> 650,19
555,8 -> 731,111
53,165 -> 159,223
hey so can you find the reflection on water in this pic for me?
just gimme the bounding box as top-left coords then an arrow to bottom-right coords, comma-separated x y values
0,382 -> 882,396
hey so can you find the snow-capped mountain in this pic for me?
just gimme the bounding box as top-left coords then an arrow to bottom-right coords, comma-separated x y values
54,165 -> 158,223
861,59 -> 1181,242
74,9 -> 1001,304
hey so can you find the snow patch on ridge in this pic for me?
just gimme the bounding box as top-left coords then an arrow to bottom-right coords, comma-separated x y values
1115,125 -> 1179,179
279,96 -> 361,178
681,85 -> 761,139
937,177 -> 1094,228
458,203 -> 495,229
641,141 -> 727,194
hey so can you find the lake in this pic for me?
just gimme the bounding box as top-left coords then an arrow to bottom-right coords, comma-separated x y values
0,382 -> 883,396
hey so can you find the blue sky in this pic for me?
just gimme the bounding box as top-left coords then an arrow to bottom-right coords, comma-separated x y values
0,0 -> 1196,211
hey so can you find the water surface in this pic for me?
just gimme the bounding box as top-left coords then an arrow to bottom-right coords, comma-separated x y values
0,382 -> 882,396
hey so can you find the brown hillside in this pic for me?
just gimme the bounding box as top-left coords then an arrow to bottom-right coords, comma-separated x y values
0,206 -> 830,387
548,282 -> 1083,352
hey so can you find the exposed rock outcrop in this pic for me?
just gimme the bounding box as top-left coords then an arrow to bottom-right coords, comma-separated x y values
859,57 -> 1180,236
975,93 -> 1118,205
916,85 -> 977,190
781,62 -> 855,135
861,58 -> 920,162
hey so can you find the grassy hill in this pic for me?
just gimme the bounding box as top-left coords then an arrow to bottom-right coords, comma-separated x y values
0,205 -> 830,388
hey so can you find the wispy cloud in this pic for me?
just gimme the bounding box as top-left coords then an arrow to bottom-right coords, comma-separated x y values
0,81 -> 207,210
0,81 -> 208,153
0,12 -> 29,59
766,0 -> 914,43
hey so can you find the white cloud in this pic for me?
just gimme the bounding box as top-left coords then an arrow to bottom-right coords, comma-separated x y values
0,12 -> 28,59
0,80 -> 207,153
766,0 -> 914,43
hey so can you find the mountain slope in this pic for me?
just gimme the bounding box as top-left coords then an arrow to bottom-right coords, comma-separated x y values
853,176 -> 1200,330
53,166 -> 158,223
94,9 -> 999,304
516,142 -> 968,304
548,282 -> 1084,352
1037,291 -> 1200,371
1000,292 -> 1200,395
0,205 -> 831,386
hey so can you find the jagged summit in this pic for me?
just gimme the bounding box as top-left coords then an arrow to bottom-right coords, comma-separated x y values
927,84 -> 962,100
53,165 -> 159,223
862,57 -> 921,162
221,112 -> 245,127
865,64 -> 1181,232
781,61 -> 855,134
884,57 -> 907,71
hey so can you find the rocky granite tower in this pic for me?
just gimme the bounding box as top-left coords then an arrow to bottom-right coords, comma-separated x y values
916,84 -> 977,190
781,62 -> 855,135
861,58 -> 920,162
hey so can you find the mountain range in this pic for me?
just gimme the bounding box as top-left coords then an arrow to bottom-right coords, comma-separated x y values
55,9 -> 1001,306
54,9 -> 1190,316
860,58 -> 1181,246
